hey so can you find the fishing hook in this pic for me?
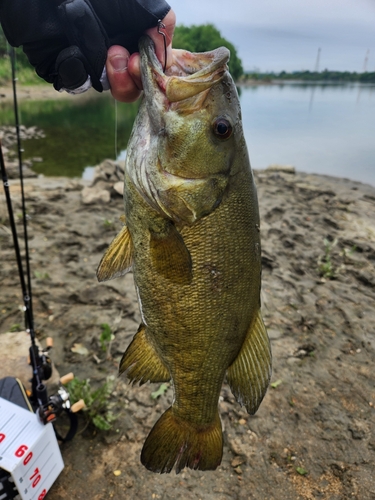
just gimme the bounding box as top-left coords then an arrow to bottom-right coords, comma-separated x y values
157,20 -> 168,73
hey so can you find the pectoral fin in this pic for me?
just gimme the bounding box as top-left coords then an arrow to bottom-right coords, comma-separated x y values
96,223 -> 133,282
226,310 -> 272,415
150,224 -> 192,285
119,324 -> 170,385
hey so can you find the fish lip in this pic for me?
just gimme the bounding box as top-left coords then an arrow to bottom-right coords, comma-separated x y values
139,36 -> 164,83
139,36 -> 230,104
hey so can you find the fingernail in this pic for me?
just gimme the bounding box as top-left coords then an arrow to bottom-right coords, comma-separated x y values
110,55 -> 129,72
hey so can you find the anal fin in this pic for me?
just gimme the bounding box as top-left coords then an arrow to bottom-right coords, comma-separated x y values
119,324 -> 170,385
97,220 -> 133,282
226,310 -> 272,415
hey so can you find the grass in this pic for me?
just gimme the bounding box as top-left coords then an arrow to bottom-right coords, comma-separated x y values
0,55 -> 45,86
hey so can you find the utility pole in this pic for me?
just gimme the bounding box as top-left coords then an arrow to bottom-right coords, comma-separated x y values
363,49 -> 370,72
314,48 -> 321,73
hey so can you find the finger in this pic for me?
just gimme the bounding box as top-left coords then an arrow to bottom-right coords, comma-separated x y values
106,45 -> 142,103
128,53 -> 142,90
146,9 -> 176,70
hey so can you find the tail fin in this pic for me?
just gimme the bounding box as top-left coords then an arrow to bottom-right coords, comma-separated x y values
141,407 -> 223,474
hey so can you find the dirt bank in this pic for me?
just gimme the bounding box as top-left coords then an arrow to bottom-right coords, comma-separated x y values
0,167 -> 374,499
0,84 -> 93,102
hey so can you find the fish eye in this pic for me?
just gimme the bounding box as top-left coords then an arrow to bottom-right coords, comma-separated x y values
213,118 -> 233,140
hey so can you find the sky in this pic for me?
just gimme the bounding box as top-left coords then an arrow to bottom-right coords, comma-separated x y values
173,0 -> 375,73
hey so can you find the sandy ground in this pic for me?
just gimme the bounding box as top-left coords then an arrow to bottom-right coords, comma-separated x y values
0,166 -> 374,499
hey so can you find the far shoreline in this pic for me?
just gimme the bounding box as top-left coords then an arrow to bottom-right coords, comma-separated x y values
1,78 -> 374,102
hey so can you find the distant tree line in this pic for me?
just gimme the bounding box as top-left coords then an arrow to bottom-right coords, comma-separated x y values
244,69 -> 375,84
1,24 -> 244,84
173,24 -> 244,80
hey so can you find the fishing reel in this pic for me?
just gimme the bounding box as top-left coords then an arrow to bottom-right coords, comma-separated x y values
27,337 -> 85,426
28,336 -> 53,386
37,372 -> 85,426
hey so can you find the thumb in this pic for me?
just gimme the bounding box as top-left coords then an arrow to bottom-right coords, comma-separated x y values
106,46 -> 142,102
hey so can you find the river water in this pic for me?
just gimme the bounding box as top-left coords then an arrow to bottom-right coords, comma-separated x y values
1,83 -> 374,185
241,83 -> 375,186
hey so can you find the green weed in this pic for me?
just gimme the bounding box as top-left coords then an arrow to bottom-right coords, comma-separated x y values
271,379 -> 283,389
100,323 -> 115,353
296,466 -> 308,475
9,323 -> 22,332
151,383 -> 169,399
102,218 -> 114,230
318,238 -> 338,279
67,376 -> 117,431
34,270 -> 50,280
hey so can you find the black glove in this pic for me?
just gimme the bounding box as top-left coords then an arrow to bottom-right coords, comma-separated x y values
0,0 -> 170,92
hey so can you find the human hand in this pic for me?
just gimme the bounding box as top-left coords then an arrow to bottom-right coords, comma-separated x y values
106,9 -> 176,102
0,0 -> 172,95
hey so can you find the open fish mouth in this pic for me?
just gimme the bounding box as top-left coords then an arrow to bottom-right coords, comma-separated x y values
139,36 -> 230,106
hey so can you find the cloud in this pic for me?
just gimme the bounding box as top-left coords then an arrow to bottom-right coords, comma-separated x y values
173,0 -> 375,72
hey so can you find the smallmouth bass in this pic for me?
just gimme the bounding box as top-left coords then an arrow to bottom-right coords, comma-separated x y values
97,37 -> 271,473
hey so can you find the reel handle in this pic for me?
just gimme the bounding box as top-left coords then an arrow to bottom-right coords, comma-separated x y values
60,372 -> 74,385
71,399 -> 86,413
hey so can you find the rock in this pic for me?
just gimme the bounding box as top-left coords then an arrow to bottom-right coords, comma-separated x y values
268,328 -> 283,340
113,181 -> 124,196
91,159 -> 125,186
0,331 -> 60,391
6,164 -> 38,179
266,164 -> 296,174
81,186 -> 111,204
231,456 -> 246,468
227,435 -> 248,458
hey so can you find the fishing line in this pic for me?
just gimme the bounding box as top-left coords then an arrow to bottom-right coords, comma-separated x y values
114,98 -> 118,160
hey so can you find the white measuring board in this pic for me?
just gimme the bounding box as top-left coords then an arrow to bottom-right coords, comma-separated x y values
0,397 -> 64,500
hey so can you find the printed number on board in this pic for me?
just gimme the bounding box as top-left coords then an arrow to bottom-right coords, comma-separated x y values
15,445 -> 28,457
23,451 -> 33,465
30,467 -> 42,488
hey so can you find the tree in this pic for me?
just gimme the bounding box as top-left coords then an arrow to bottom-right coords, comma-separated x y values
173,24 -> 243,80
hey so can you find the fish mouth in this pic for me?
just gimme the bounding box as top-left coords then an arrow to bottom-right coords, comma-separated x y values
139,36 -> 230,106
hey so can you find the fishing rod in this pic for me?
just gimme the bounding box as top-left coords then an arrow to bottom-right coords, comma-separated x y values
0,47 -> 86,500
4,47 -> 49,409
0,47 -> 84,424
